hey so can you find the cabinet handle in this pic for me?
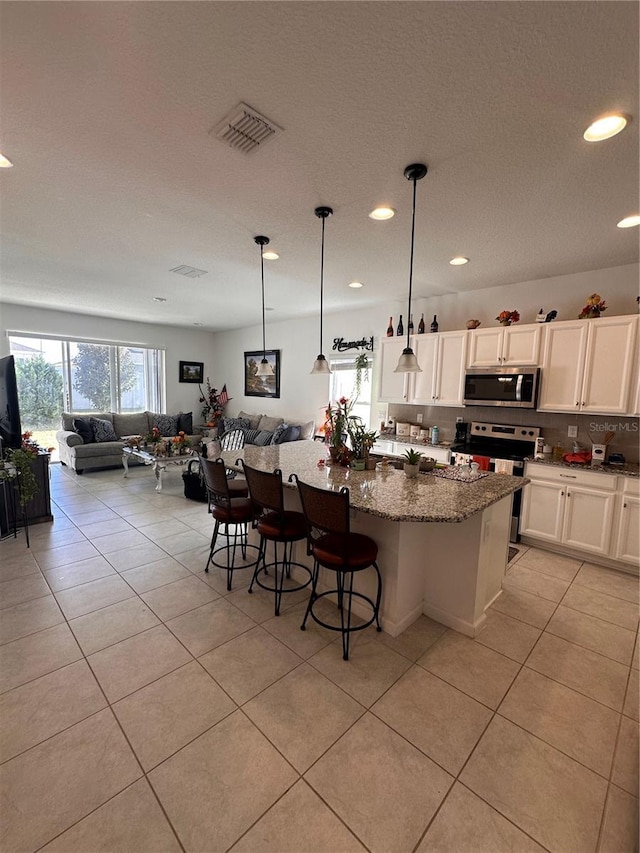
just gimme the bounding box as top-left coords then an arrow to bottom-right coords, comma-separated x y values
559,474 -> 577,478
582,401 -> 586,406
575,402 -> 579,407
567,492 -> 571,497
624,502 -> 628,508
560,491 -> 564,496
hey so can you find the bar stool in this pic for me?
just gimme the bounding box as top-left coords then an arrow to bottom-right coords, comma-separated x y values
200,456 -> 259,590
241,462 -> 312,616
292,476 -> 382,661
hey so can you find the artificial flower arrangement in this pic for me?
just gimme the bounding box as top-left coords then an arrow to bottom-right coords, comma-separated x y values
496,310 -> 520,325
323,397 -> 378,467
578,293 -> 607,319
170,431 -> 191,455
143,426 -> 162,445
0,432 -> 53,505
198,378 -> 229,426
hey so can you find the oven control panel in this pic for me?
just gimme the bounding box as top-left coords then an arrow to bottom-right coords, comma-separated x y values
470,422 -> 540,442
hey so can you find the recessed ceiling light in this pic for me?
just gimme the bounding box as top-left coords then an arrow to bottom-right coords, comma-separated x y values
265,307 -> 275,311
263,250 -> 279,260
153,296 -> 167,303
617,214 -> 640,228
349,281 -> 363,288
369,207 -> 396,220
193,322 -> 204,326
0,153 -> 14,168
449,256 -> 469,266
583,114 -> 629,142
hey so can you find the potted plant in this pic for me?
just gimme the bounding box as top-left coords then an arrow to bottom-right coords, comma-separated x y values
402,447 -> 423,478
347,417 -> 378,470
324,397 -> 354,465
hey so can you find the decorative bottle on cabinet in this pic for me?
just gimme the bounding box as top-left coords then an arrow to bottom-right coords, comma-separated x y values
408,315 -> 414,334
418,313 -> 425,334
397,315 -> 404,336
386,317 -> 394,337
430,315 -> 438,333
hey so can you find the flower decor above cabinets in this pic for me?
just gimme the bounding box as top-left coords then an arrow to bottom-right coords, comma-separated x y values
496,310 -> 520,326
579,293 -> 607,319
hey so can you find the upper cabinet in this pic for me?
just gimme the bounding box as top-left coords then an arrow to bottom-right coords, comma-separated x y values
410,331 -> 467,406
466,324 -> 541,368
378,337 -> 410,402
538,315 -> 637,415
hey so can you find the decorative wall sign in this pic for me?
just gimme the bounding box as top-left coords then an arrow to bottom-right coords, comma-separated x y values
179,361 -> 204,383
244,350 -> 280,398
331,336 -> 374,352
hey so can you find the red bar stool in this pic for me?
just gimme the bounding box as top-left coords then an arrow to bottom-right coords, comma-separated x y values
292,476 -> 382,660
241,462 -> 312,616
200,456 -> 258,590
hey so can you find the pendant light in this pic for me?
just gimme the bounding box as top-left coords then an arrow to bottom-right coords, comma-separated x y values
254,235 -> 273,377
395,163 -> 428,373
310,205 -> 333,374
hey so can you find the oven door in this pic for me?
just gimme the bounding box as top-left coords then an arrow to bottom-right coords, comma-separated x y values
464,368 -> 539,408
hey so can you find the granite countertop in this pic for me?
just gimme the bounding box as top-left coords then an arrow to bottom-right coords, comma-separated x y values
222,441 -> 526,523
524,457 -> 640,478
376,434 -> 453,449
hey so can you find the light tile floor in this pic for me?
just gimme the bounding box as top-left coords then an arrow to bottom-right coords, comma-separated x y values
1,463 -> 638,852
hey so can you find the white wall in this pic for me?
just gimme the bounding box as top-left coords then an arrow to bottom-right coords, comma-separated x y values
213,262 -> 639,427
0,304 -> 215,417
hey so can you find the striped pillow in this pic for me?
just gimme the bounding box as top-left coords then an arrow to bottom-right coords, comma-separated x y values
254,430 -> 274,446
242,428 -> 262,445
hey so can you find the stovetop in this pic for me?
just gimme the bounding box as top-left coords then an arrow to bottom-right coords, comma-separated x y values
452,421 -> 540,461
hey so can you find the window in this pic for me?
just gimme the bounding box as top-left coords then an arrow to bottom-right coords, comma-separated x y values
8,334 -> 165,460
329,355 -> 373,427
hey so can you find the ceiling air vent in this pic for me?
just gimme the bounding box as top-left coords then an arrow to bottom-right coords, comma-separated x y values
211,102 -> 282,154
170,265 -> 208,279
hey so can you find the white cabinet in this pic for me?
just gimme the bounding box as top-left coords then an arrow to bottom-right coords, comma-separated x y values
521,464 -> 618,558
614,480 -> 640,567
410,331 -> 467,406
378,337 -> 410,402
466,324 -> 541,368
538,315 -> 637,414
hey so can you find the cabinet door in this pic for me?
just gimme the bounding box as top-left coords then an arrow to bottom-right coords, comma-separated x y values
409,335 -> 438,403
537,321 -> 589,412
562,486 -> 616,556
520,480 -> 565,541
466,328 -> 503,367
378,338 -> 409,402
581,316 -> 637,414
501,324 -> 542,366
434,331 -> 467,406
614,495 -> 640,566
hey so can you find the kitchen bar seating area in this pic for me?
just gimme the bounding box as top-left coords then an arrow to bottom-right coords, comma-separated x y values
0,460 -> 637,852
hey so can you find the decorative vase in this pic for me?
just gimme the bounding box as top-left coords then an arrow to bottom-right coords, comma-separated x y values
404,463 -> 420,478
328,446 -> 342,463
499,320 -> 511,326
351,458 -> 366,471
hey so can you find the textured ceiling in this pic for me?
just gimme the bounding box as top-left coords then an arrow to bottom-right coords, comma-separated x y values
0,1 -> 638,331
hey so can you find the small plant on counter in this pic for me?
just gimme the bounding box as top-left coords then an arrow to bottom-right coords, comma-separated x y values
403,448 -> 423,466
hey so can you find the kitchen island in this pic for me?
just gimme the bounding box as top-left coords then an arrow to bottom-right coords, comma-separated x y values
222,441 -> 527,637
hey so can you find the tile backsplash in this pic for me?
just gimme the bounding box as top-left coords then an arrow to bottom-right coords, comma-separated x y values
388,404 -> 640,463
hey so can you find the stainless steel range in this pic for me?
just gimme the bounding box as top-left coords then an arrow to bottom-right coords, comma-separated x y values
451,421 -> 541,542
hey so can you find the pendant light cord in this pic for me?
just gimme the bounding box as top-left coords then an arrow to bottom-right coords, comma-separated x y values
260,244 -> 267,359
406,174 -> 418,353
319,214 -> 325,355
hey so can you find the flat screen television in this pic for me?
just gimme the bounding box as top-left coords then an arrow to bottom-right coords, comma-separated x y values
0,355 -> 22,450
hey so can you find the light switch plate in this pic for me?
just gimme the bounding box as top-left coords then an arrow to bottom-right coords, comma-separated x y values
416,413 -> 423,423
567,425 -> 578,438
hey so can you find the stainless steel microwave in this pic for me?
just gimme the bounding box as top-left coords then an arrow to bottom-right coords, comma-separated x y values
463,367 -> 540,408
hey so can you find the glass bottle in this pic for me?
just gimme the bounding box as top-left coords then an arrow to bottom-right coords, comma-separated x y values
418,313 -> 425,334
408,315 -> 414,334
397,315 -> 404,336
430,314 -> 439,333
386,317 -> 394,337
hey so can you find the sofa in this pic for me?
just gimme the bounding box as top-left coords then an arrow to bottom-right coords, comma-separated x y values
202,411 -> 316,454
56,411 -> 203,473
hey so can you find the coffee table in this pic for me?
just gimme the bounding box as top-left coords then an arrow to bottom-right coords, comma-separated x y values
122,446 -> 194,492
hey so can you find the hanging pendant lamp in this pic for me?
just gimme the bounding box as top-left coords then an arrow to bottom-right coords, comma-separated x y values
395,163 -> 428,373
254,235 -> 273,377
310,205 -> 333,375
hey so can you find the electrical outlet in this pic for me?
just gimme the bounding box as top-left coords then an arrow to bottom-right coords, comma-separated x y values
416,413 -> 423,423
567,425 -> 578,438
456,416 -> 464,423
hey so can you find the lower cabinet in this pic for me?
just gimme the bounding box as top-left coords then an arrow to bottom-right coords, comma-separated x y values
520,463 -> 633,564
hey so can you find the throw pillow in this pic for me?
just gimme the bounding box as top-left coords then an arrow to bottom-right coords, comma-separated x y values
220,416 -> 250,435
177,412 -> 193,434
73,418 -> 95,444
257,414 -> 284,432
298,420 -> 316,441
238,410 -> 262,430
90,417 -> 118,443
242,428 -> 262,445
275,425 -> 301,444
254,430 -> 274,446
270,423 -> 289,445
153,413 -> 178,437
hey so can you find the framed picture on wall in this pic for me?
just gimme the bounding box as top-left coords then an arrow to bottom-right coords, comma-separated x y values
244,350 -> 280,398
179,361 -> 204,383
